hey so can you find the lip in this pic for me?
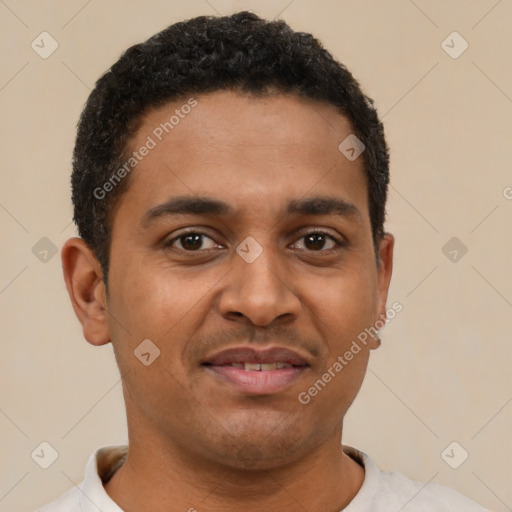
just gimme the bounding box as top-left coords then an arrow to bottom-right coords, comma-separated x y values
203,346 -> 310,366
202,346 -> 310,395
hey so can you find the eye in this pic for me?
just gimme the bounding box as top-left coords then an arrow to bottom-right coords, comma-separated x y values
165,231 -> 221,251
291,231 -> 343,252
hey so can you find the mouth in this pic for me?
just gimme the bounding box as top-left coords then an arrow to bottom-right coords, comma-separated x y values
201,347 -> 310,395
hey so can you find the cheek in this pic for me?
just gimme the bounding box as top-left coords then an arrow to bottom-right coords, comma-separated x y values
292,266 -> 376,403
106,256 -> 222,370
302,265 -> 378,344
108,255 -> 185,332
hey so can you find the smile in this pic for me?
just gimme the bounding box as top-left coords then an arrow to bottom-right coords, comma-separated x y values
222,362 -> 294,371
201,346 -> 310,394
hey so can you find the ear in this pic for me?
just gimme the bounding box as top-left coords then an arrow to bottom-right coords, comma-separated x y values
61,237 -> 111,346
371,232 -> 395,348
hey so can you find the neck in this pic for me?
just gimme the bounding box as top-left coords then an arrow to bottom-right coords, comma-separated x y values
104,427 -> 364,512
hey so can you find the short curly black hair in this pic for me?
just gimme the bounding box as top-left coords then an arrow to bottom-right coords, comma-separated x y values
72,11 -> 389,283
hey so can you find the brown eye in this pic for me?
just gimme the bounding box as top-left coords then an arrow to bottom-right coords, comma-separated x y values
292,231 -> 342,252
166,232 -> 219,251
179,233 -> 203,250
304,233 -> 327,250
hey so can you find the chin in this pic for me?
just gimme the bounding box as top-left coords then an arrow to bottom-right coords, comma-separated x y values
200,417 -> 313,471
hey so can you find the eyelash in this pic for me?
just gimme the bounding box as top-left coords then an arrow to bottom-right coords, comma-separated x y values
163,229 -> 345,254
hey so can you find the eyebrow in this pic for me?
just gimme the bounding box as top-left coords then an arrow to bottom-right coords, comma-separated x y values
286,197 -> 361,221
141,195 -> 361,227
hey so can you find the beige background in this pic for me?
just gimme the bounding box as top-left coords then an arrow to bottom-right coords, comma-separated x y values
1,1 -> 511,510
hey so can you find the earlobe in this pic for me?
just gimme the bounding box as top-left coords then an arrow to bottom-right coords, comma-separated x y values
61,237 -> 111,346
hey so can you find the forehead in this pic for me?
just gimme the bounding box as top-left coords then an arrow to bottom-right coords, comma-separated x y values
116,90 -> 369,227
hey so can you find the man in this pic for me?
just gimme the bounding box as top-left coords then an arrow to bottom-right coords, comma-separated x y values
39,11 -> 488,512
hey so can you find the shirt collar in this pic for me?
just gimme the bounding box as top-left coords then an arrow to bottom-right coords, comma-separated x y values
79,445 -> 127,512
342,446 -> 380,511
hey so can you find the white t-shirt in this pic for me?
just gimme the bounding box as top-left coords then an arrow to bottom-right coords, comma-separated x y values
36,445 -> 490,512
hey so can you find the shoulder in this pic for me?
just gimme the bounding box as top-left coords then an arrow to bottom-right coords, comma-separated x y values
34,445 -> 128,512
378,468 -> 488,511
344,447 -> 489,512
35,486 -> 81,511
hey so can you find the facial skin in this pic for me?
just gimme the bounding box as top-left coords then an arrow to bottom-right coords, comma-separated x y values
62,90 -> 394,512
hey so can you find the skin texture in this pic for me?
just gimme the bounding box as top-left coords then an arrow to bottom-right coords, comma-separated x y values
62,90 -> 394,512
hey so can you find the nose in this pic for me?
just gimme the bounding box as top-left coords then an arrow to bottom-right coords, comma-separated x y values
217,245 -> 302,327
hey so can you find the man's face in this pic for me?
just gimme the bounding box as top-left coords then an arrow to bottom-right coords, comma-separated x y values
104,90 -> 393,469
